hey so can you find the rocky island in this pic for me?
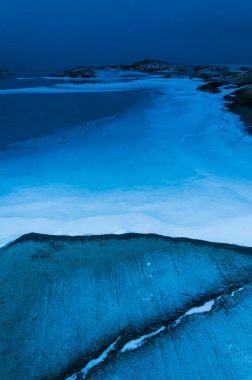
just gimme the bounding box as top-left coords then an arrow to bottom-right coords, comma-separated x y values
51,59 -> 235,78
51,59 -> 252,134
0,68 -> 14,78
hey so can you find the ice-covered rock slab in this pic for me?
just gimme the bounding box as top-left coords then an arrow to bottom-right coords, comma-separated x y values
0,233 -> 251,379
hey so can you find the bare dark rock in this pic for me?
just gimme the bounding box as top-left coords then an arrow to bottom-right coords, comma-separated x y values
232,70 -> 252,87
51,66 -> 95,78
225,85 -> 252,134
197,81 -> 226,94
0,68 -> 15,78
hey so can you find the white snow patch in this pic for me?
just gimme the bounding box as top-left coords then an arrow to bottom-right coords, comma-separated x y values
174,299 -> 215,326
121,326 -> 165,352
184,300 -> 215,316
66,338 -> 120,380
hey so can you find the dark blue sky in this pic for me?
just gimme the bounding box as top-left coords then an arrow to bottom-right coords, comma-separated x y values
1,0 -> 252,73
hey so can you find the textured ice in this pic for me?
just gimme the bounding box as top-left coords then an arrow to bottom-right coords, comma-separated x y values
1,77 -> 252,246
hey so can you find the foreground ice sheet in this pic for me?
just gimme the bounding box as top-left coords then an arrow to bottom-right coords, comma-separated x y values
1,77 -> 252,245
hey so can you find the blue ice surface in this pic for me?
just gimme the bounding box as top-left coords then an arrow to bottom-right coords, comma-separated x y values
1,76 -> 252,246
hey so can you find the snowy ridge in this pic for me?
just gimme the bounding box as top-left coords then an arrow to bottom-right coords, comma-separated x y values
66,286 -> 245,379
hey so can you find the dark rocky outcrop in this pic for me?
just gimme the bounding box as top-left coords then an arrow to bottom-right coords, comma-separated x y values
232,70 -> 252,87
191,66 -> 252,135
51,66 -> 96,78
0,68 -> 14,78
125,59 -> 174,72
197,81 -> 227,94
225,85 -> 252,134
50,60 -> 236,78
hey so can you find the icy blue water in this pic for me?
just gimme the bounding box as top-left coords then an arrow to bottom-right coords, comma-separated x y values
1,76 -> 252,245
0,77 -> 140,149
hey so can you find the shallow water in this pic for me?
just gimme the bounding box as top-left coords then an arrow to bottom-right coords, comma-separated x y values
0,77 -> 140,150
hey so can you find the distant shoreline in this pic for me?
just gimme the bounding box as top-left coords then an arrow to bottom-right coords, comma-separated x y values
39,58 -> 252,135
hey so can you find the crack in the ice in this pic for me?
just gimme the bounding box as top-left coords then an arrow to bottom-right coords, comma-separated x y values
66,286 -> 245,380
66,338 -> 120,380
120,286 -> 245,354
